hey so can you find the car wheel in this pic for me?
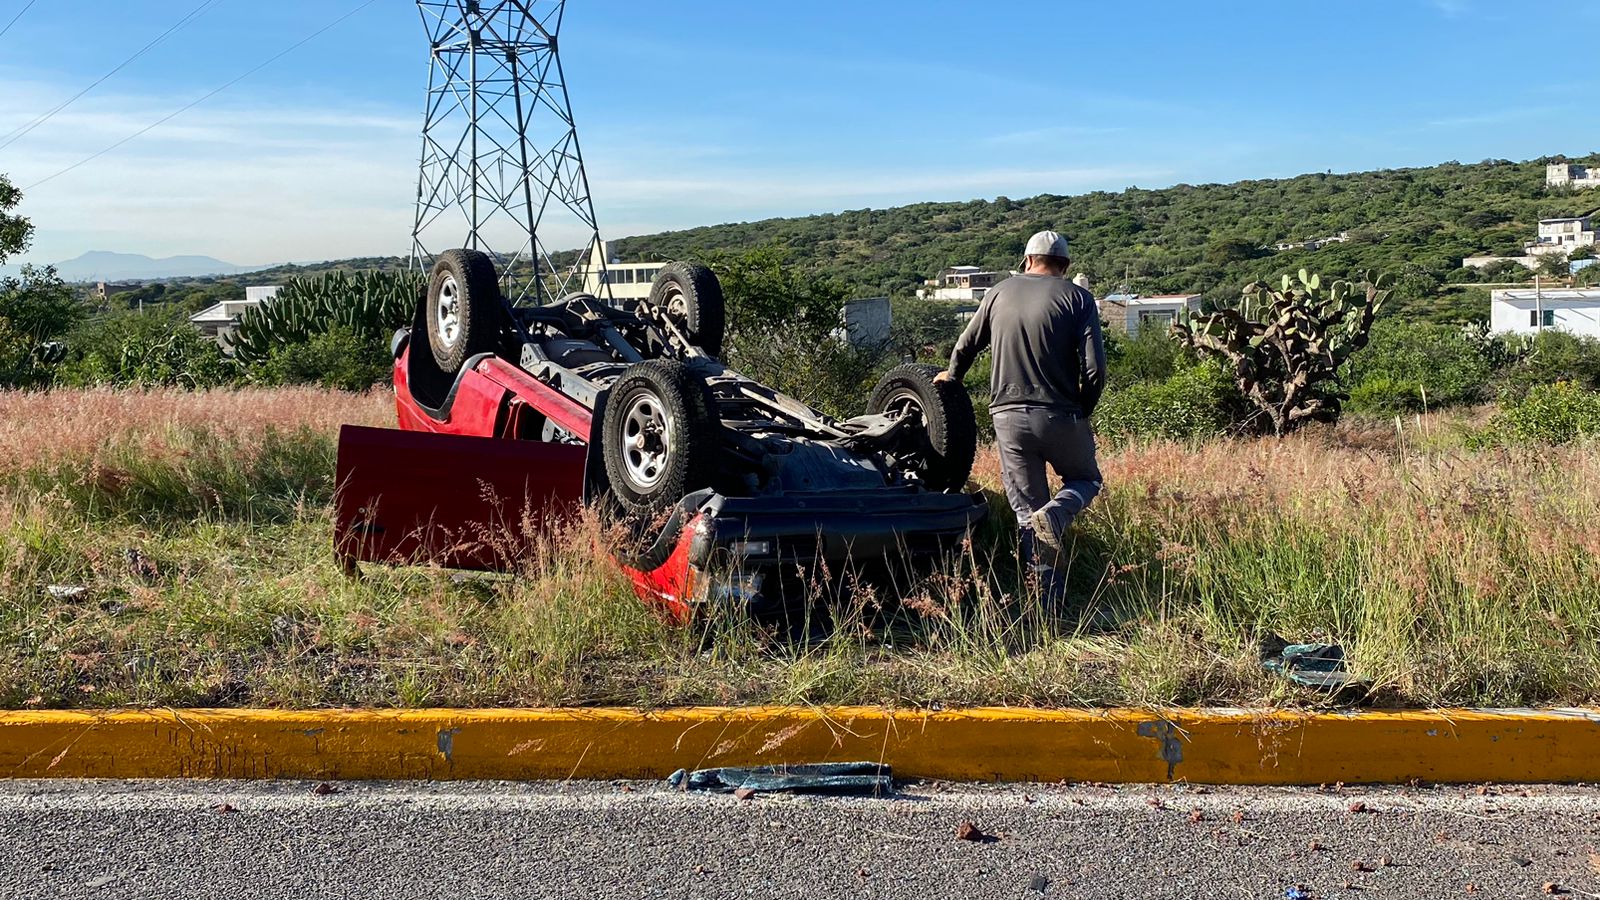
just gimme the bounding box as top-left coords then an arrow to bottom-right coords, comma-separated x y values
601,359 -> 722,514
649,262 -> 726,358
426,248 -> 502,375
867,363 -> 977,493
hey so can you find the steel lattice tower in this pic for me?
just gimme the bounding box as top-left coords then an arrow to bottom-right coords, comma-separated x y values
413,0 -> 603,304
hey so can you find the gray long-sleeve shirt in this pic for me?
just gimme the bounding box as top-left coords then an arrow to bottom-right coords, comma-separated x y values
947,273 -> 1106,416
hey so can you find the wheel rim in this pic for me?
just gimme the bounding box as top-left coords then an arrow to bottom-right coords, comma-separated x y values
662,285 -> 689,328
885,387 -> 934,475
885,388 -> 925,422
435,274 -> 461,348
621,392 -> 672,491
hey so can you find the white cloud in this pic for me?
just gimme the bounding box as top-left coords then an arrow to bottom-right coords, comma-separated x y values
0,81 -> 420,265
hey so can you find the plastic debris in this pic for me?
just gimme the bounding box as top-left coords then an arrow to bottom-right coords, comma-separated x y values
1261,636 -> 1365,691
45,585 -> 88,601
1285,886 -> 1313,900
666,762 -> 892,796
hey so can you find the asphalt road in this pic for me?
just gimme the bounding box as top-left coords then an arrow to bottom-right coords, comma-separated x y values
2,780 -> 1599,899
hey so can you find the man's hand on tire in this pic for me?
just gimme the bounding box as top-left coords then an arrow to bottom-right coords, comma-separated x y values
932,370 -> 955,384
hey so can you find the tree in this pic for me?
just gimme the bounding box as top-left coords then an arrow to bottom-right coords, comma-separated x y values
0,173 -> 33,263
612,155 -> 1600,322
886,296 -> 962,362
699,244 -> 883,417
0,266 -> 84,386
1174,270 -> 1392,436
1536,252 -> 1571,279
1204,236 -> 1259,265
1481,259 -> 1531,282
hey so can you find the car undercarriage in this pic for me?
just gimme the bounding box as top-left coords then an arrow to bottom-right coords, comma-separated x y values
334,249 -> 987,619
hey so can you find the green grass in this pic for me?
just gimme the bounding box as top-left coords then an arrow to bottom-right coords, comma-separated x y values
3,388 -> 1599,711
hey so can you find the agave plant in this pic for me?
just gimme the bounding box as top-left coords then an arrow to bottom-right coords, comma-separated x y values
1173,269 -> 1391,436
230,270 -> 423,364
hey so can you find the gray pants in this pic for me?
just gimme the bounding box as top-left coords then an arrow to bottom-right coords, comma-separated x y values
992,407 -> 1102,586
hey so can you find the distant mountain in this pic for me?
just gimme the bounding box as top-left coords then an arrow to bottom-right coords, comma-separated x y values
1,251 -> 266,282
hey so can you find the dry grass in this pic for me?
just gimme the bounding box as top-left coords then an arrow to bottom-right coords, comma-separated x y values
0,386 -> 391,471
1,388 -> 1596,711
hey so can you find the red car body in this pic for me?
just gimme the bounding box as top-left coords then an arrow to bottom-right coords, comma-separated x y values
335,335 -> 987,622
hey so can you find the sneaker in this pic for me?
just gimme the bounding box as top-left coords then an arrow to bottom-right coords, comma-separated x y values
1030,508 -> 1063,557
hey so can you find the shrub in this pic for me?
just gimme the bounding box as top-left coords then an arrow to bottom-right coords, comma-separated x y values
1094,359 -> 1238,442
250,328 -> 392,392
229,269 -> 419,391
1480,259 -> 1531,282
1347,376 -> 1424,415
1491,382 -> 1600,444
58,309 -> 235,388
887,296 -> 963,362
231,270 -> 420,365
1493,330 -> 1600,400
1106,324 -> 1183,388
705,245 -> 884,418
1345,320 -> 1493,413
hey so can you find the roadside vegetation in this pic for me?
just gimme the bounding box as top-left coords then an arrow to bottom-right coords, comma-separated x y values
1,386 -> 1598,712
5,165 -> 1600,711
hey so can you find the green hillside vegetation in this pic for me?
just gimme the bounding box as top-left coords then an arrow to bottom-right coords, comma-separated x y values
613,154 -> 1600,323
89,153 -> 1600,327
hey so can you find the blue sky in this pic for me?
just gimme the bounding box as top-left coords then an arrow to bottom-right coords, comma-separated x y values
0,0 -> 1596,266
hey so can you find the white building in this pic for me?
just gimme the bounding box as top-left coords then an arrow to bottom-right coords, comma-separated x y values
579,241 -> 667,301
1100,293 -> 1203,337
916,266 -> 1007,302
1490,287 -> 1600,338
189,285 -> 281,344
1272,232 -> 1351,253
1525,214 -> 1598,256
1547,163 -> 1600,190
1461,254 -> 1540,272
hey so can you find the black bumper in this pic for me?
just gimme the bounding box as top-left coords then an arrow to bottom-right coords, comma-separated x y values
691,487 -> 987,567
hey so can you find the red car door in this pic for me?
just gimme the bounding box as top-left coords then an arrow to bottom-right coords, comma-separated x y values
334,424 -> 587,572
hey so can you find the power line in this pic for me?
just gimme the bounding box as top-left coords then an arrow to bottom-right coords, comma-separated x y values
0,0 -> 227,152
0,0 -> 39,41
26,0 -> 381,192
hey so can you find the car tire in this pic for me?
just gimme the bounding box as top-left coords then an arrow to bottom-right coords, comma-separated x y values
426,248 -> 502,375
649,262 -> 726,358
601,359 -> 722,514
867,363 -> 977,493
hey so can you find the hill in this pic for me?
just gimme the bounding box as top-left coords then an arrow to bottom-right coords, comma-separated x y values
611,154 -> 1600,321
45,154 -> 1598,324
3,250 -> 266,282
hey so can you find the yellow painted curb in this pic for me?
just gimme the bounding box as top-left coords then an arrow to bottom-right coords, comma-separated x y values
1,707 -> 1597,784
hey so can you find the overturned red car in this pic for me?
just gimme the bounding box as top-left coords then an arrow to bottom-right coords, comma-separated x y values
334,249 -> 987,621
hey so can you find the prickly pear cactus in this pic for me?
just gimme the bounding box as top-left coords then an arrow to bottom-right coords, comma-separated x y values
1172,269 -> 1392,435
229,270 -> 423,364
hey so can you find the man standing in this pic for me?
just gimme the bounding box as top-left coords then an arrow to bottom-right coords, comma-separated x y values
935,231 -> 1106,594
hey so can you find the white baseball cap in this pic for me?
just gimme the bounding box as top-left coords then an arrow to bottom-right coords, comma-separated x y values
1025,230 -> 1070,258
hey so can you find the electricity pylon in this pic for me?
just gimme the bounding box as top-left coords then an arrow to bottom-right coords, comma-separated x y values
412,0 -> 604,303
